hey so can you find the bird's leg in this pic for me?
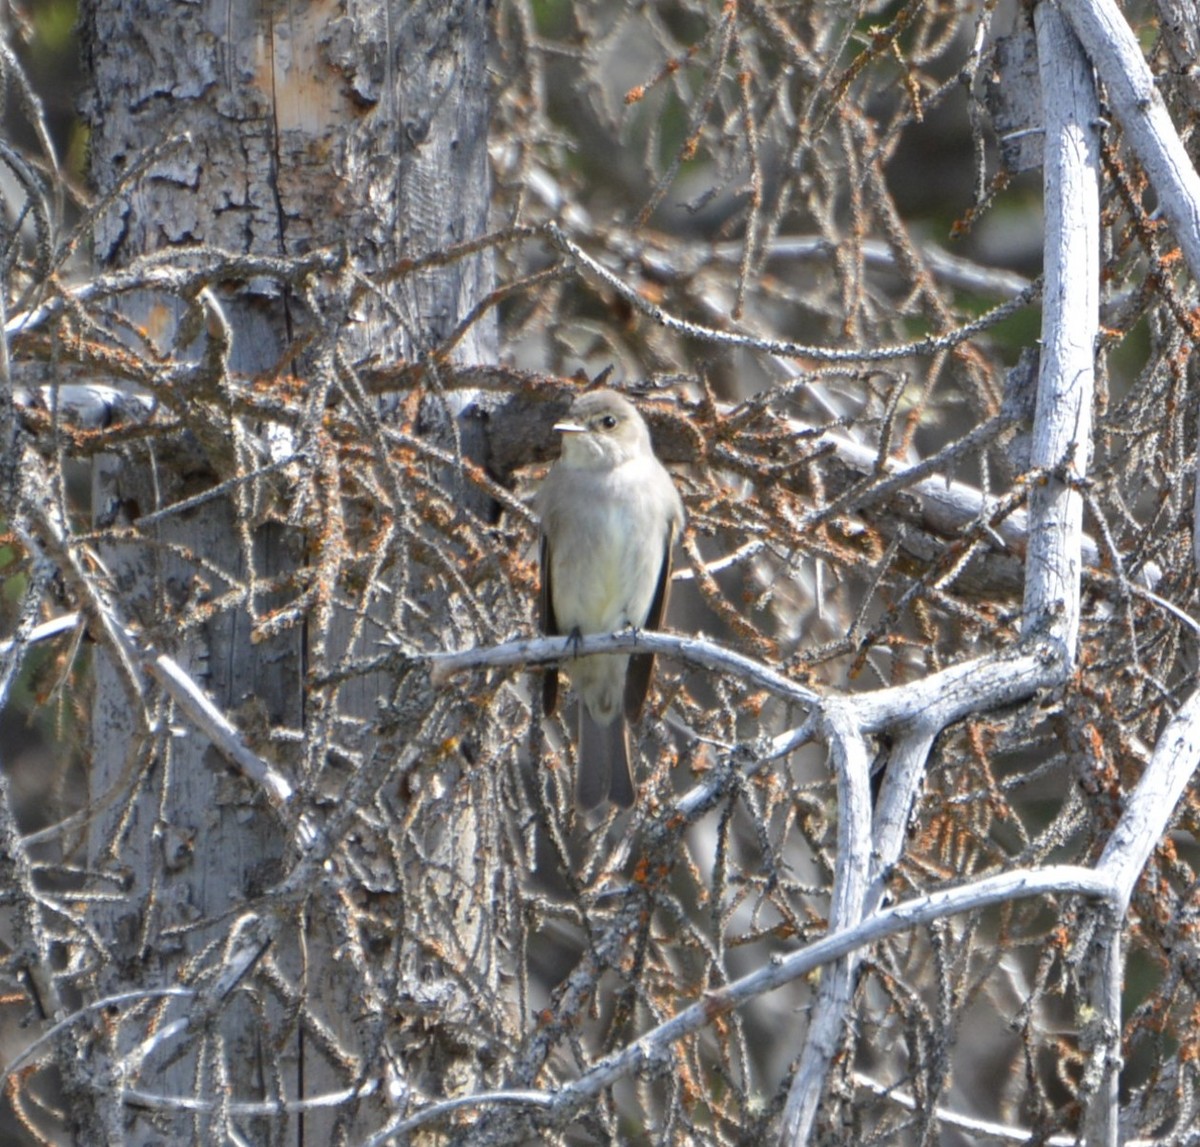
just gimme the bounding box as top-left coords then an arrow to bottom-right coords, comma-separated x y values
566,626 -> 584,658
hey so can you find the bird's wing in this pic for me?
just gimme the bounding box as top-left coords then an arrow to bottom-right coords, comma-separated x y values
540,532 -> 560,717
624,521 -> 675,723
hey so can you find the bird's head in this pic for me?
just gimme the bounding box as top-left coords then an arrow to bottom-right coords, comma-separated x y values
553,390 -> 652,470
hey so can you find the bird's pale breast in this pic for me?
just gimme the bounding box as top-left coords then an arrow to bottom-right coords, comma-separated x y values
546,459 -> 667,637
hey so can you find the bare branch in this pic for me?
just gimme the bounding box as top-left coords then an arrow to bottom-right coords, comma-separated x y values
1062,0 -> 1200,282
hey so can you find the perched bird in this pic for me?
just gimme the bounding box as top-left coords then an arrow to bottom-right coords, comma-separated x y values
536,389 -> 685,809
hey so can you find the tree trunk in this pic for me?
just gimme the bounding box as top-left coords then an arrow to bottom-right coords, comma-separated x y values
80,1 -> 496,1140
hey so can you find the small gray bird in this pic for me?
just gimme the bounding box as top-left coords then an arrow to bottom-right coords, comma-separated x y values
536,389 -> 685,809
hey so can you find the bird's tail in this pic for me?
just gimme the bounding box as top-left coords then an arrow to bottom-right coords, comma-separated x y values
577,706 -> 634,810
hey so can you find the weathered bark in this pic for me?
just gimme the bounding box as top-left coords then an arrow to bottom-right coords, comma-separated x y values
80,1 -> 496,1140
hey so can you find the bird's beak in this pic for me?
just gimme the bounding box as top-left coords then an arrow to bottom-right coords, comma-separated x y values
553,420 -> 587,434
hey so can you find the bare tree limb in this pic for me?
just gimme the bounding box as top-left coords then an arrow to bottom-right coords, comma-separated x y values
780,703 -> 873,1143
1023,3 -> 1100,656
1061,0 -> 1200,283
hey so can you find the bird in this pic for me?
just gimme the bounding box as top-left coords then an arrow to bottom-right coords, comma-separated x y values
535,389 -> 685,809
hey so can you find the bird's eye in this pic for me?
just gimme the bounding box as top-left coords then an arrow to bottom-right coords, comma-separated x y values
599,415 -> 618,430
